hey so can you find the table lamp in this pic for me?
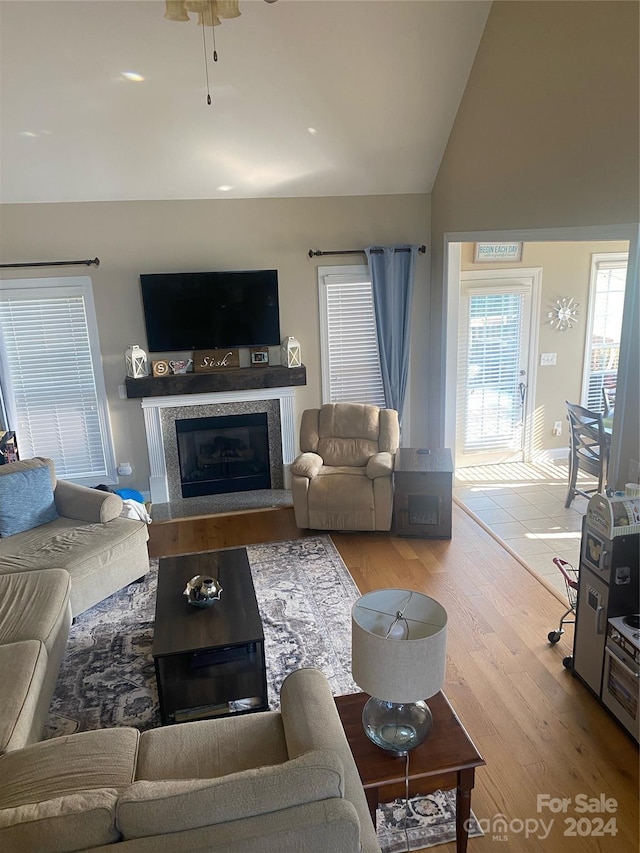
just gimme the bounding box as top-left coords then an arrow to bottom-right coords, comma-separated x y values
351,588 -> 447,756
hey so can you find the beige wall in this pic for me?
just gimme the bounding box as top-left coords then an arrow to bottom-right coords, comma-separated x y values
429,0 -> 639,482
0,194 -> 429,494
460,240 -> 629,456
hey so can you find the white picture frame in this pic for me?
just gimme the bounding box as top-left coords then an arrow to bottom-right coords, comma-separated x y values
474,242 -> 523,263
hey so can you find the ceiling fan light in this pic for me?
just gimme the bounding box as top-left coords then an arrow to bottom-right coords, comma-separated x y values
197,6 -> 221,27
164,0 -> 190,22
216,1 -> 241,20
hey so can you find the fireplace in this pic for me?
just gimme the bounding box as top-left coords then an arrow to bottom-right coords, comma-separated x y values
140,387 -> 296,505
176,412 -> 271,498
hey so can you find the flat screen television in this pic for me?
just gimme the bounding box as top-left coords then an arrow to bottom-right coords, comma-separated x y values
140,269 -> 280,352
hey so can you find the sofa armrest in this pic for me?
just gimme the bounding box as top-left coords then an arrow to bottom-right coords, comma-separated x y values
54,481 -> 123,524
366,451 -> 394,479
291,452 -> 323,480
279,668 -> 382,853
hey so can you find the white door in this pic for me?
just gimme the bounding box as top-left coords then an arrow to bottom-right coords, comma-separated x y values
456,272 -> 539,468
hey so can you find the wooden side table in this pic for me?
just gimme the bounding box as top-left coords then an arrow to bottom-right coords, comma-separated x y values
393,448 -> 454,538
335,691 -> 484,853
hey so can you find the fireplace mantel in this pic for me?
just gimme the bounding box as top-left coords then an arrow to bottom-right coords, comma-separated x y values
125,365 -> 306,398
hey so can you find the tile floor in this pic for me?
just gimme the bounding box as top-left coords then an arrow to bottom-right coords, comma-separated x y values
454,459 -> 594,600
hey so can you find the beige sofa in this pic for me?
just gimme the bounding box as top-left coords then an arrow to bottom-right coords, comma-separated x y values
291,403 -> 400,531
0,668 -> 381,853
0,457 -> 150,617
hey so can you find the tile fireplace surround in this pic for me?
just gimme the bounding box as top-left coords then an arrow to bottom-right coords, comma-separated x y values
140,386 -> 297,509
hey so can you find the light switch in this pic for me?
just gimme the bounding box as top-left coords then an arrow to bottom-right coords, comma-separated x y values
540,352 -> 557,366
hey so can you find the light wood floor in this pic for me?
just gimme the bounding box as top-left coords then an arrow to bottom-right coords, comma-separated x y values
148,505 -> 639,853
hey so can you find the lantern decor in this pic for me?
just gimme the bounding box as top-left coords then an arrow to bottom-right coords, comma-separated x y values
281,336 -> 301,368
125,344 -> 148,379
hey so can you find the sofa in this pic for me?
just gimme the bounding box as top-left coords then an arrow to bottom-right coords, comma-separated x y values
0,457 -> 150,617
0,667 -> 382,853
291,403 -> 400,531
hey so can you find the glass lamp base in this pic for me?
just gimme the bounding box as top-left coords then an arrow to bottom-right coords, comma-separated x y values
362,697 -> 433,756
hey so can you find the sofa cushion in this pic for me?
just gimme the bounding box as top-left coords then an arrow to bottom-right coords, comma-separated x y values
0,569 -> 71,653
0,788 -> 119,853
117,749 -> 345,840
0,728 -> 139,808
0,515 -> 146,583
0,465 -> 58,537
0,640 -> 48,754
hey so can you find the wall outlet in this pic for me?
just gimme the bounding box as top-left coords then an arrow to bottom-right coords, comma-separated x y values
117,463 -> 132,476
540,352 -> 557,366
553,421 -> 562,436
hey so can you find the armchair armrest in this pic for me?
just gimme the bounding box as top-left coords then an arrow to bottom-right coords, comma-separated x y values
366,452 -> 394,479
54,481 -> 123,523
291,452 -> 323,480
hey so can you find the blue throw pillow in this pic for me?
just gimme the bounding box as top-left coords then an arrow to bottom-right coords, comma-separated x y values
0,465 -> 59,537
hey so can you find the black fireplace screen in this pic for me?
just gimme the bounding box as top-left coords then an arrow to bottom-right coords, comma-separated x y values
176,412 -> 271,498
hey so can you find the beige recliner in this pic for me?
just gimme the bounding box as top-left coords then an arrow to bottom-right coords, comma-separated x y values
291,403 -> 399,531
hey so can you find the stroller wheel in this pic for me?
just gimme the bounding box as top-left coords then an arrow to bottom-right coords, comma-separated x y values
548,630 -> 562,644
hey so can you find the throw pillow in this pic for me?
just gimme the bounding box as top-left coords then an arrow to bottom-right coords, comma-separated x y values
0,465 -> 58,537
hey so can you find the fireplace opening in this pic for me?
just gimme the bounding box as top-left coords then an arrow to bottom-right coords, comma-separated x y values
176,412 -> 271,498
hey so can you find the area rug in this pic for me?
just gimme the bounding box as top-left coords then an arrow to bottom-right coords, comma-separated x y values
377,790 -> 484,852
45,535 -> 359,737
44,535 -> 482,850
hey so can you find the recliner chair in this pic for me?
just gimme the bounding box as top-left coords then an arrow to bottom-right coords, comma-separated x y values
291,403 -> 399,531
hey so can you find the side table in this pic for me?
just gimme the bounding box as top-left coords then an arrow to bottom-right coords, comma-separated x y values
393,448 -> 454,538
335,691 -> 484,853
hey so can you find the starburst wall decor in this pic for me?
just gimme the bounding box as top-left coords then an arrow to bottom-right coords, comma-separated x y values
547,297 -> 580,330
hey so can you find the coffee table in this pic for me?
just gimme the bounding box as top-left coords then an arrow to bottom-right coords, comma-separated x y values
335,691 -> 484,853
153,548 -> 268,725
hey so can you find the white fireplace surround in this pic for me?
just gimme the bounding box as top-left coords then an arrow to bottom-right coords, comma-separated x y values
141,387 -> 297,505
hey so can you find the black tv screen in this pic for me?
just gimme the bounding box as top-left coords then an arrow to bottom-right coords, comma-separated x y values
140,270 -> 280,352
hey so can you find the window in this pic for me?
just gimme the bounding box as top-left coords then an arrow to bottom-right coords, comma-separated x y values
0,276 -> 117,484
318,265 -> 385,406
582,254 -> 627,412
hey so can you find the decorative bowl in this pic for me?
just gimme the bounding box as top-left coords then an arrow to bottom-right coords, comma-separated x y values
184,575 -> 223,608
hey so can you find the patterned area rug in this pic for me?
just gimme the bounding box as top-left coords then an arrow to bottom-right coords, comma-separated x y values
45,535 -> 359,736
44,534 -> 482,849
377,790 -> 484,852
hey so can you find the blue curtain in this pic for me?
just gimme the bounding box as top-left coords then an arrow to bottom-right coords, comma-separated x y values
365,244 -> 418,419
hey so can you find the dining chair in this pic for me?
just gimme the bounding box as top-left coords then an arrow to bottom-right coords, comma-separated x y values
602,385 -> 616,418
564,401 -> 610,508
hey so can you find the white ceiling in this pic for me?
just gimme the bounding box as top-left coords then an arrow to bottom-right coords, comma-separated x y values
0,0 -> 491,204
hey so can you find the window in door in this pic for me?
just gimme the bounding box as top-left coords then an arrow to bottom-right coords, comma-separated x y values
0,276 -> 117,484
317,265 -> 385,406
582,253 -> 627,412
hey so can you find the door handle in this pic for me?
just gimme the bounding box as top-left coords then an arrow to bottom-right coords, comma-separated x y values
518,382 -> 527,406
596,605 -> 607,635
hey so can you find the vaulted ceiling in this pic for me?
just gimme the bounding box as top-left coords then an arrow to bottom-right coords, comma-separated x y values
0,1 -> 491,204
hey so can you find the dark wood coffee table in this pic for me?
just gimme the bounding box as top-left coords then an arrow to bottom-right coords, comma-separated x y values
153,548 -> 268,725
335,691 -> 484,853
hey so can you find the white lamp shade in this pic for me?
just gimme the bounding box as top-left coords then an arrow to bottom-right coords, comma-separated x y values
352,589 -> 447,704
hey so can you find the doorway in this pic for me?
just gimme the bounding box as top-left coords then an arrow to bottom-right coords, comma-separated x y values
456,269 -> 540,468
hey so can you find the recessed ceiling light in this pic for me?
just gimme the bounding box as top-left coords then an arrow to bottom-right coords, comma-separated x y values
21,131 -> 38,138
122,71 -> 145,82
217,185 -> 233,192
307,127 -> 318,135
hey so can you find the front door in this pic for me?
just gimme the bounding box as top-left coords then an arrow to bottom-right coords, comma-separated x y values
456,273 -> 537,468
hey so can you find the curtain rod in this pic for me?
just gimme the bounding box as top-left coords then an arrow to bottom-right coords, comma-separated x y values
308,245 -> 426,259
0,257 -> 100,270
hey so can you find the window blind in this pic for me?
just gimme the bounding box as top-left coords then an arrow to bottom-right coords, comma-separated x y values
461,292 -> 524,453
584,261 -> 626,412
0,293 -> 109,479
323,280 -> 386,406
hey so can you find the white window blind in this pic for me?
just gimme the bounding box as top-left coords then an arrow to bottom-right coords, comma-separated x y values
0,278 -> 116,482
583,255 -> 627,412
318,268 -> 385,406
460,291 -> 525,453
